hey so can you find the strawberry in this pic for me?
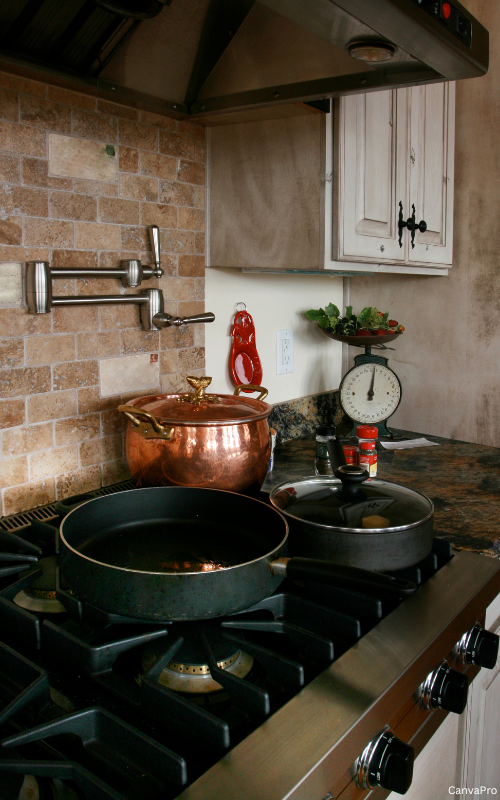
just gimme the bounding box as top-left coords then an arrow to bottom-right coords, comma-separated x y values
397,325 -> 405,332
356,328 -> 371,336
388,319 -> 398,327
375,328 -> 387,335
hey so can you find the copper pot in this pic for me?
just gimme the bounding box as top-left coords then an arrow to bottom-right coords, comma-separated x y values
118,376 -> 272,495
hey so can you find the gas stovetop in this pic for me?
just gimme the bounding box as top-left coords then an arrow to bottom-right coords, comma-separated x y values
0,483 -> 498,800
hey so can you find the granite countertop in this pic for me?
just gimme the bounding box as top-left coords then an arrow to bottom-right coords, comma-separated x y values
262,430 -> 500,559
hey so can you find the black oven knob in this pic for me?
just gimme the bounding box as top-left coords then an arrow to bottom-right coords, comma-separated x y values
458,623 -> 499,670
355,727 -> 414,795
419,660 -> 468,714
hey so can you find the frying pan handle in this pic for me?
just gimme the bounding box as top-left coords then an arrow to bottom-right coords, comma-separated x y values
233,385 -> 269,401
271,557 -> 416,599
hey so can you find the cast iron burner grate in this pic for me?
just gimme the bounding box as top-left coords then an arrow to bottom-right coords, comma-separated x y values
0,489 -> 453,800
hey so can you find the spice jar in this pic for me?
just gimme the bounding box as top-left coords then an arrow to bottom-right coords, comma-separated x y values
358,441 -> 377,477
342,444 -> 358,465
314,425 -> 337,476
356,424 -> 378,447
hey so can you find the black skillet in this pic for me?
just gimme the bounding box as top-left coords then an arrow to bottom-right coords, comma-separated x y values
59,487 -> 416,621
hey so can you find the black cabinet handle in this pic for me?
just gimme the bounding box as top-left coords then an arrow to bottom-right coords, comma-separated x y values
398,202 -> 427,248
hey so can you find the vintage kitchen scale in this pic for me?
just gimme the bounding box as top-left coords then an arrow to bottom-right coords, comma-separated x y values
324,331 -> 403,439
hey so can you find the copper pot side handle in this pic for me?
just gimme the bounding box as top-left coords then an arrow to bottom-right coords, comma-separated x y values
117,405 -> 173,440
233,385 -> 269,401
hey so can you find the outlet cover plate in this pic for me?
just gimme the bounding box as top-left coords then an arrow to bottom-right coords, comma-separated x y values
277,329 -> 294,375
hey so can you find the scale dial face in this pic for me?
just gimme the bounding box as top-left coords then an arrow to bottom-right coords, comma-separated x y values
340,363 -> 401,424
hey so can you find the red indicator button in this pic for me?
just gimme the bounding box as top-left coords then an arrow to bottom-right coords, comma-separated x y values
442,2 -> 452,19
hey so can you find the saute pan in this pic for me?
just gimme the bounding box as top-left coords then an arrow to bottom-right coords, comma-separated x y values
59,488 -> 416,622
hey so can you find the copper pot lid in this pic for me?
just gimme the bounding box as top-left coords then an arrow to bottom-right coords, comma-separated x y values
129,376 -> 272,425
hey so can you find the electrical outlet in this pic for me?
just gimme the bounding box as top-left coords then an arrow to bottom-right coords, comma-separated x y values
277,329 -> 294,375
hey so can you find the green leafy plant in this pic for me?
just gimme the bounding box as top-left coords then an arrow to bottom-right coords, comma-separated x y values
305,305 -> 404,336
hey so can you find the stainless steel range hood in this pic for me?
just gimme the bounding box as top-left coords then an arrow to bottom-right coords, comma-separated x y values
0,0 -> 488,124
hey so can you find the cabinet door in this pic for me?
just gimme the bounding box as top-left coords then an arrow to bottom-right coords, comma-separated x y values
407,82 -> 455,266
337,89 -> 407,263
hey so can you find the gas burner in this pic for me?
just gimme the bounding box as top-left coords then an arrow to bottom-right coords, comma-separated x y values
142,623 -> 254,694
13,556 -> 66,614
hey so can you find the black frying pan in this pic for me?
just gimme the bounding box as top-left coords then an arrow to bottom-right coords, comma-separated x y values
59,488 -> 416,621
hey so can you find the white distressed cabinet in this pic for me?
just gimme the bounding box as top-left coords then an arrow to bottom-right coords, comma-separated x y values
331,82 -> 455,270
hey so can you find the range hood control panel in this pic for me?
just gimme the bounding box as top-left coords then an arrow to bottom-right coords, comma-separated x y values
412,0 -> 472,47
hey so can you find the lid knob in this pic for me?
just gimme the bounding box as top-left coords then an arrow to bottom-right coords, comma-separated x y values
181,376 -> 220,406
334,464 -> 369,499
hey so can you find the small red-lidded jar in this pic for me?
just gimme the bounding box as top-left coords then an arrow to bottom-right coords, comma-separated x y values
356,424 -> 378,444
358,441 -> 377,477
342,444 -> 358,465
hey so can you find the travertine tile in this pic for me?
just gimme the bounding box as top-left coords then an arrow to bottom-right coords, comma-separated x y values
160,325 -> 194,350
80,435 -> 122,466
120,225 -> 149,250
194,139 -> 205,162
140,203 -> 177,228
0,89 -> 18,122
72,109 -> 117,142
20,97 -> 71,133
100,353 -> 159,396
0,366 -> 51,398
102,458 -> 130,486
99,302 -> 139,330
0,121 -> 46,157
0,397 -> 25,428
159,132 -> 194,159
178,121 -> 205,140
119,121 -> 157,151
139,152 -> 177,181
78,386 -> 120,414
30,446 -> 78,480
178,160 -> 205,185
73,180 -> 117,196
0,153 -> 20,183
97,100 -> 138,120
74,221 -> 119,250
0,72 -> 46,98
139,111 -> 177,131
0,185 -> 48,217
193,185 -> 205,208
101,408 -> 127,435
0,307 -> 51,336
52,360 -> 99,391
159,276 -> 194,301
161,230 -> 194,254
25,218 -> 73,247
54,413 -> 100,444
193,324 -> 205,347
47,86 -> 95,110
119,174 -> 157,202
119,147 -> 138,173
120,329 -> 159,354
0,217 -> 22,246
1,422 -> 53,457
75,277 -> 117,296
160,372 -> 189,393
178,347 -> 205,371
51,249 -> 97,268
194,277 -> 204,300
21,157 -> 72,189
178,207 -> 205,231
179,300 -> 204,317
25,334 -> 75,365
77,331 -> 120,359
50,192 -> 97,221
3,478 -> 55,515
0,337 -> 24,368
121,387 -> 159,404
194,232 -> 205,254
56,465 -> 101,499
160,350 -> 178,374
49,134 -> 117,181
178,255 -> 205,277
28,390 -> 77,423
98,197 -> 139,225
52,306 -> 99,335
159,181 -> 194,207
0,456 -> 28,487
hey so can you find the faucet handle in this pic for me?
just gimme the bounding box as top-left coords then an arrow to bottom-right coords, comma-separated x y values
148,225 -> 162,276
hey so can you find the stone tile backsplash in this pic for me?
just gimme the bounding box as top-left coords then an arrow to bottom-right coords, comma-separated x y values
0,72 -> 206,515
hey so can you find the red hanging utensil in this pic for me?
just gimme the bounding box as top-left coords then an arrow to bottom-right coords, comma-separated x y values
230,306 -> 263,391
